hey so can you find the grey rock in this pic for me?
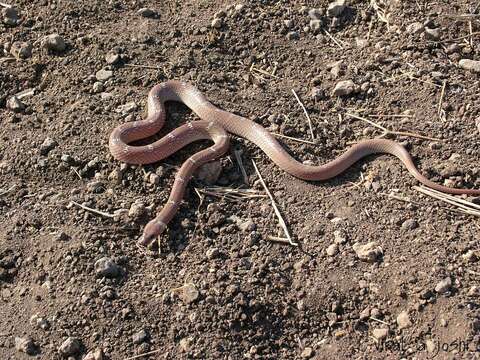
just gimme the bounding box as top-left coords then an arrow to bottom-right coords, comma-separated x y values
435,277 -> 452,294
372,328 -> 388,340
301,347 -> 314,358
116,102 -> 138,115
327,0 -> 346,17
308,8 -> 323,20
105,53 -> 121,65
425,27 -> 441,41
286,31 -> 299,40
352,242 -> 383,262
10,41 -> 32,59
83,348 -> 105,360
94,257 -> 122,278
396,311 -> 412,329
137,8 -> 157,18
309,19 -> 322,34
206,247 -> 220,259
406,22 -> 424,34
333,80 -> 358,96
58,337 -> 81,356
326,243 -> 338,256
401,219 -> 418,231
6,96 -> 25,113
128,202 -> 146,219
174,283 -> 199,304
15,337 -> 37,355
310,87 -> 325,101
2,6 -> 20,26
92,82 -> 104,93
96,69 -> 113,82
459,59 -> 480,73
211,18 -> 223,29
40,137 -> 58,155
43,34 -> 66,52
132,329 -> 149,344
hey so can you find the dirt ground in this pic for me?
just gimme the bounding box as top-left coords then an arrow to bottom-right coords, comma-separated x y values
1,0 -> 480,359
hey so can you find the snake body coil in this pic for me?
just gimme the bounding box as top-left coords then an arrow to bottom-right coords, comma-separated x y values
109,81 -> 480,246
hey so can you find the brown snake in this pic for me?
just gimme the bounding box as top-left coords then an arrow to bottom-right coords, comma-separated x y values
109,80 -> 480,247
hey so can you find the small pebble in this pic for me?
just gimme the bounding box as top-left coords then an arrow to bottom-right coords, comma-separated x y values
333,80 -> 358,96
174,283 -> 199,304
92,82 -> 104,93
406,22 -> 424,34
96,69 -> 113,81
40,137 -> 58,155
10,41 -> 32,59
308,8 -> 323,20
206,248 -> 220,259
286,31 -> 299,40
2,6 -> 20,26
43,34 -> 66,52
326,243 -> 338,256
435,277 -> 452,294
459,59 -> 480,73
137,8 -> 157,18
352,242 -> 383,262
132,329 -> 149,344
424,27 -> 441,41
372,328 -> 388,340
396,311 -> 412,329
327,0 -> 346,17
105,53 -> 121,65
58,337 -> 82,356
15,337 -> 37,355
6,96 -> 25,113
211,18 -> 223,29
94,257 -> 122,278
128,202 -> 146,219
301,347 -> 314,358
401,219 -> 418,231
83,348 -> 105,360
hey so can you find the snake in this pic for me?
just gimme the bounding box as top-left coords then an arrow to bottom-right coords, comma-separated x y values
109,80 -> 480,247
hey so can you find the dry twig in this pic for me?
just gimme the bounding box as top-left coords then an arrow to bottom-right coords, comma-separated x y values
413,186 -> 480,217
291,89 -> 315,142
70,200 -> 115,218
251,160 -> 297,246
346,113 -> 442,142
233,148 -> 249,185
124,63 -> 162,71
123,349 -> 164,360
272,132 -> 317,145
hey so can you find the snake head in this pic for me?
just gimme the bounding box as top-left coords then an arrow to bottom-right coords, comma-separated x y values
138,220 -> 167,246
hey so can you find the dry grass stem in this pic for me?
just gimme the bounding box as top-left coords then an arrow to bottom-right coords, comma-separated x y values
125,63 -> 162,71
70,200 -> 115,218
123,349 -> 164,360
368,114 -> 414,118
413,186 -> 480,217
291,89 -> 315,142
195,186 -> 266,202
267,235 -> 295,244
272,132 -> 317,145
0,185 -> 15,196
251,160 -> 297,246
323,29 -> 344,49
438,80 -> 447,121
346,113 -> 442,142
233,148 -> 249,185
